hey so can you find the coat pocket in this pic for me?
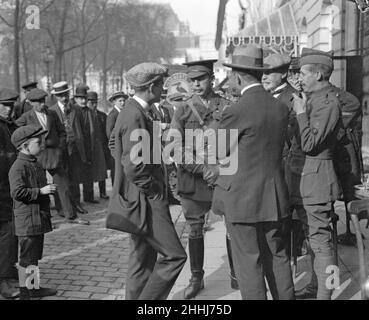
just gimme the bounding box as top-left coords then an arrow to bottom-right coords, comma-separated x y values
301,161 -> 321,199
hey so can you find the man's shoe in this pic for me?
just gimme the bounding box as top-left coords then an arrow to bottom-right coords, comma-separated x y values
85,199 -> 100,204
65,218 -> 90,226
0,280 -> 20,299
75,204 -> 88,214
295,286 -> 317,300
100,193 -> 109,200
29,287 -> 57,298
19,287 -> 30,300
184,276 -> 204,300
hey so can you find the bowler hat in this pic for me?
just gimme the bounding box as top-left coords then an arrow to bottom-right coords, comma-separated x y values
11,125 -> 47,149
126,63 -> 168,88
22,81 -> 38,91
0,88 -> 19,104
223,45 -> 271,71
264,53 -> 291,71
183,60 -> 216,79
74,85 -> 89,98
87,91 -> 98,101
300,48 -> 334,69
51,81 -> 72,95
27,88 -> 48,102
108,91 -> 128,103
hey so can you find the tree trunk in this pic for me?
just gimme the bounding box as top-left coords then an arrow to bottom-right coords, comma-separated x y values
21,32 -> 29,83
14,0 -> 21,92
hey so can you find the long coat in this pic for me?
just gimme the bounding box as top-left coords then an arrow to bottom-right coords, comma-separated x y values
212,85 -> 290,223
12,99 -> 33,121
50,103 -> 87,183
15,109 -> 67,170
0,118 -> 18,222
91,109 -> 108,182
8,153 -> 52,237
170,91 -> 229,202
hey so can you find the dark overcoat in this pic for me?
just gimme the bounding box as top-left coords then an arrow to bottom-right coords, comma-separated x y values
0,118 -> 18,222
50,103 -> 87,183
16,109 -> 67,170
212,85 -> 290,223
8,153 -> 52,237
91,109 -> 108,182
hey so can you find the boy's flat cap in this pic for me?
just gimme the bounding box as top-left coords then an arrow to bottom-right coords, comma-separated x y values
11,125 -> 47,149
126,63 -> 168,88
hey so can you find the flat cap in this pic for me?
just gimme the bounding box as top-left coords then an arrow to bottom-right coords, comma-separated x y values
264,53 -> 291,71
300,48 -> 334,69
22,81 -> 38,91
0,88 -> 19,103
87,91 -> 98,101
183,59 -> 216,79
11,125 -> 47,149
108,91 -> 128,102
126,63 -> 168,88
27,88 -> 48,102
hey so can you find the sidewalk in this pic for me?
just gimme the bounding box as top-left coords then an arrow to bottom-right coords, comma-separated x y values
169,202 -> 369,300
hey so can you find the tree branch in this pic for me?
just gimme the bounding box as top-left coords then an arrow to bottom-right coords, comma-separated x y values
0,13 -> 12,27
62,34 -> 103,53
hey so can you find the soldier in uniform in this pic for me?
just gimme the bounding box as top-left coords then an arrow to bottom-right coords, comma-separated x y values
287,48 -> 342,300
12,81 -> 38,121
171,59 -> 237,299
0,89 -> 20,299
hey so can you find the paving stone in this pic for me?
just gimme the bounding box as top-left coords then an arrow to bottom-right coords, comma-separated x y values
81,286 -> 109,294
63,291 -> 91,299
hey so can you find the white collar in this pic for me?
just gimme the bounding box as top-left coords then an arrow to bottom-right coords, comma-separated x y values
273,83 -> 288,94
114,105 -> 122,113
241,83 -> 262,96
133,95 -> 149,110
58,101 -> 65,109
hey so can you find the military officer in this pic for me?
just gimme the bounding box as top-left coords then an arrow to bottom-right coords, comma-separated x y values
287,48 -> 342,300
170,59 -> 237,299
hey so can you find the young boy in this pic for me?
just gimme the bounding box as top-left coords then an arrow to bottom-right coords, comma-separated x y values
8,125 -> 57,300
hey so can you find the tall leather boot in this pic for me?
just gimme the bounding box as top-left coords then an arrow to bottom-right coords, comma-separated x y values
184,238 -> 205,300
226,236 -> 239,290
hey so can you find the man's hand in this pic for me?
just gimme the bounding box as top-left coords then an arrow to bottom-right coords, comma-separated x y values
292,92 -> 308,115
203,165 -> 220,186
40,184 -> 57,195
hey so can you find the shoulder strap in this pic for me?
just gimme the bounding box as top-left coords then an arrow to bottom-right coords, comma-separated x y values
187,98 -> 205,127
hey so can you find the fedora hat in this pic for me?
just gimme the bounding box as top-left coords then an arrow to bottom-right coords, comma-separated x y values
223,45 -> 270,71
264,53 -> 291,71
51,81 -> 72,95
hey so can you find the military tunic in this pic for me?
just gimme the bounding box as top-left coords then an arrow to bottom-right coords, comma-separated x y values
171,91 -> 230,203
286,86 -> 342,206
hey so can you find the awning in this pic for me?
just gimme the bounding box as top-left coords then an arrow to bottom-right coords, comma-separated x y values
227,3 -> 299,56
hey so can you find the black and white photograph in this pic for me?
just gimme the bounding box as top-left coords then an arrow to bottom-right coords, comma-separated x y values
0,0 -> 369,305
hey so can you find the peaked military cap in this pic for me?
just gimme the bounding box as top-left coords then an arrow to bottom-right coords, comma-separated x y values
0,88 -> 19,103
300,48 -> 334,69
27,88 -> 48,102
11,125 -> 47,149
22,81 -> 38,91
183,59 -> 217,79
126,63 -> 168,88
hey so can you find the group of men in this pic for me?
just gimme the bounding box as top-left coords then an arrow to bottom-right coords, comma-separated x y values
113,44 -> 362,301
0,80 -> 128,299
